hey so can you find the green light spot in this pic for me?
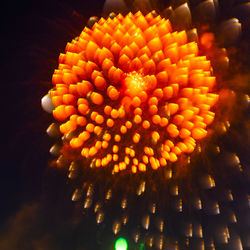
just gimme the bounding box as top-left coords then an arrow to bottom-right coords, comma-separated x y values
139,243 -> 145,249
115,238 -> 128,250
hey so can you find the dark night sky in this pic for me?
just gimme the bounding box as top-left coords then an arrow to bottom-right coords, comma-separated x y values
1,1 -> 107,249
1,0 -> 105,216
1,0 -> 249,249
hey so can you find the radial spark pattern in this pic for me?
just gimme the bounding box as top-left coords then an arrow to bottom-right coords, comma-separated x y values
50,11 -> 218,173
40,1 -> 250,248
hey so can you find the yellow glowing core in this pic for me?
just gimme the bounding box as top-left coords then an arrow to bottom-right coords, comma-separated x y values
124,72 -> 146,97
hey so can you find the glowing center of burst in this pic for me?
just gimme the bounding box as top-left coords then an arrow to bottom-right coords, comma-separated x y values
123,72 -> 146,97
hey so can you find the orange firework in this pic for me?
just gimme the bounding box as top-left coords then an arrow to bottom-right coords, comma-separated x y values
50,11 -> 218,173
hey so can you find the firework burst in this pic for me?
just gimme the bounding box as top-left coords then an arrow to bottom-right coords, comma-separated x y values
46,11 -> 219,174
42,1 -> 250,249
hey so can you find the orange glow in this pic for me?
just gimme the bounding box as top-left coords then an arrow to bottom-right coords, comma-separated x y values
50,11 -> 219,173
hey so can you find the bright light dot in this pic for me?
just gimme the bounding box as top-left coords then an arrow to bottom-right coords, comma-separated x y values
123,72 -> 146,97
115,237 -> 128,250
